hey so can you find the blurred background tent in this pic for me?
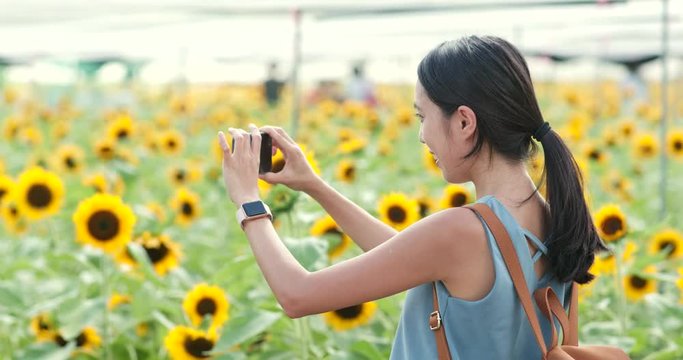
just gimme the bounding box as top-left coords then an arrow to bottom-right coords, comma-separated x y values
0,0 -> 681,85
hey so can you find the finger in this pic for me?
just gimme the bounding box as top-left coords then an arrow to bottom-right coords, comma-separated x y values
260,126 -> 295,152
274,126 -> 297,145
217,131 -> 232,159
228,128 -> 247,156
259,172 -> 280,184
249,124 -> 262,157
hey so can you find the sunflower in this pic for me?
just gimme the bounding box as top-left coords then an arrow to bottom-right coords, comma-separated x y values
0,193 -> 28,234
310,215 -> 352,259
52,144 -> 85,174
55,326 -> 102,351
107,293 -> 132,310
165,325 -> 217,360
377,140 -> 392,156
336,159 -> 356,183
415,194 -> 436,219
73,193 -> 136,254
589,253 -> 616,277
648,228 -> 683,260
422,145 -> 440,176
323,301 -> 377,331
107,114 -> 135,142
527,154 -> 545,182
601,127 -> 618,147
183,284 -> 230,330
394,106 -> 414,127
168,164 -> 202,187
14,166 -> 65,220
601,171 -> 632,202
0,174 -> 14,206
94,137 -> 117,160
158,129 -> 185,156
19,126 -> 43,146
439,184 -> 473,209
667,129 -> 683,159
378,192 -> 420,231
271,148 -> 285,173
337,137 -> 367,154
30,313 -> 57,341
2,115 -> 22,140
582,142 -> 607,164
593,204 -> 627,243
633,133 -> 658,159
116,232 -> 182,276
623,266 -> 657,302
618,119 -> 636,139
170,188 -> 201,226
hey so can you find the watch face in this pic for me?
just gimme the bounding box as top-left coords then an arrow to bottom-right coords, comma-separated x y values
243,201 -> 267,217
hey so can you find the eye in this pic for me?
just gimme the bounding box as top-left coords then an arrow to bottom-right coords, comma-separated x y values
415,113 -> 424,123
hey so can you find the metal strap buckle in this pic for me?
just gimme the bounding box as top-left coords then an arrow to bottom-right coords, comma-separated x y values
429,310 -> 442,331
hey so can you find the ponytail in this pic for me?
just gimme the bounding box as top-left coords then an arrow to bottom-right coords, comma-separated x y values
537,129 -> 607,284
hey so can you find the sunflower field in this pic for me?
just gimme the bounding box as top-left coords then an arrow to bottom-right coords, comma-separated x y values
0,81 -> 682,360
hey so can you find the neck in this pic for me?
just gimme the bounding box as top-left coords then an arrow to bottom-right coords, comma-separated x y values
470,152 -> 540,206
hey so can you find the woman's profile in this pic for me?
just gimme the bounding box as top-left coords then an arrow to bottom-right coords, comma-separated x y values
217,35 -> 606,359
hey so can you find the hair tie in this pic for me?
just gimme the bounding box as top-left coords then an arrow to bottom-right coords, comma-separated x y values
532,122 -> 551,142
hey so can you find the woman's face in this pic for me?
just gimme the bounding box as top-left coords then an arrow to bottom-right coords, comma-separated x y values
415,80 -> 477,183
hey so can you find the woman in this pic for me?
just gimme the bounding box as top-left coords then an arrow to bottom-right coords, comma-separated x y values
217,35 -> 606,359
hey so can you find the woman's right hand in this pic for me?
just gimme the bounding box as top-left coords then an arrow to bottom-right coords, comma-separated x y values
259,126 -> 321,193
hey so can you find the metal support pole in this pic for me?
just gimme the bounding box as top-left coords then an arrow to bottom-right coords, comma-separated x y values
290,8 -> 302,139
659,0 -> 670,219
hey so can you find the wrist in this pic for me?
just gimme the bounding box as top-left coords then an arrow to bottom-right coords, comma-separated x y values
233,195 -> 261,206
302,176 -> 325,197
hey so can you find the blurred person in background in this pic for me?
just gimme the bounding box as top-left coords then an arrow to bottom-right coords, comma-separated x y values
263,62 -> 285,107
344,62 -> 377,107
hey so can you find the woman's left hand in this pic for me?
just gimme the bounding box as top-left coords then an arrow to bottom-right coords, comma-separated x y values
217,124 -> 262,206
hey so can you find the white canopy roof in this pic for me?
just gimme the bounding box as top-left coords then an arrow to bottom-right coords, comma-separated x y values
1,0 -> 681,83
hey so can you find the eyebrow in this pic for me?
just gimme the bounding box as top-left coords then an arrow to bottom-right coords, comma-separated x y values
413,103 -> 421,111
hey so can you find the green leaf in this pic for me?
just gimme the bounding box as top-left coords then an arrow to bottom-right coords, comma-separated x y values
212,310 -> 281,352
282,236 -> 328,271
351,340 -> 385,360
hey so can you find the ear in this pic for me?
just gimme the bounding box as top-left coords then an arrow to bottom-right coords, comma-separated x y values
451,105 -> 477,139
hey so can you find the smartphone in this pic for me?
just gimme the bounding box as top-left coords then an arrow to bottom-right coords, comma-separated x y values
231,132 -> 272,174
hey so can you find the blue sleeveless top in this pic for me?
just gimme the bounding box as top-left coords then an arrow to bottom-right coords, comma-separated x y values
390,194 -> 572,360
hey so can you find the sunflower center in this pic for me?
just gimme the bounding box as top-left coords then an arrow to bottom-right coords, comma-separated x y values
450,193 -> 467,207
181,202 -> 193,216
55,334 -> 68,347
117,130 -> 128,139
658,240 -> 676,257
272,159 -> 286,173
600,216 -> 623,236
0,189 -> 6,200
588,150 -> 601,161
75,332 -> 87,347
39,319 -> 50,330
101,146 -> 112,154
387,205 -> 407,223
65,156 -> 76,169
10,205 -> 18,217
167,139 -> 176,149
334,304 -> 363,319
324,228 -> 343,242
629,275 -> 648,289
418,202 -> 429,218
641,145 -> 653,155
144,241 -> 169,263
27,184 -> 52,208
674,140 -> 682,151
183,336 -> 213,358
176,170 -> 186,181
87,210 -> 120,241
196,298 -> 217,317
344,166 -> 355,179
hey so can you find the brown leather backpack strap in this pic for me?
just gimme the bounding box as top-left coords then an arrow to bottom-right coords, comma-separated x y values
430,282 -> 452,360
465,204 -> 548,356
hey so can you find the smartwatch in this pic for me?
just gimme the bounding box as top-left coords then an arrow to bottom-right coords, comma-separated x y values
236,200 -> 273,230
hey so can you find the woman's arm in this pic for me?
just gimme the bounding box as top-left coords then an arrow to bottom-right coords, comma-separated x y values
304,177 -> 396,251
242,205 -> 483,318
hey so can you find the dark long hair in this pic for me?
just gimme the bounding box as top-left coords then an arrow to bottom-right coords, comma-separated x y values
417,35 -> 606,284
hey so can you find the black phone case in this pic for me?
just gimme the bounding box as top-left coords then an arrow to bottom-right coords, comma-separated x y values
230,132 -> 272,174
